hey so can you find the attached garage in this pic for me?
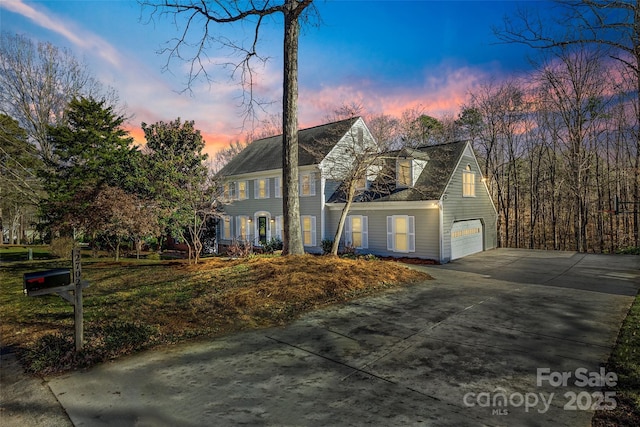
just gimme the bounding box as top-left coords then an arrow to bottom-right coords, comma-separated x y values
451,220 -> 483,260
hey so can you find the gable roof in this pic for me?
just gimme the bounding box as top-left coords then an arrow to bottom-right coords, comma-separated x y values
218,117 -> 360,177
328,140 -> 468,203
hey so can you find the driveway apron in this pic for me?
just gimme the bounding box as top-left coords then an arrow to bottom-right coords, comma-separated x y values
47,249 -> 640,426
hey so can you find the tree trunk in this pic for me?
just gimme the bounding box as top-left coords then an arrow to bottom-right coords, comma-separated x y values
282,1 -> 304,256
331,183 -> 356,256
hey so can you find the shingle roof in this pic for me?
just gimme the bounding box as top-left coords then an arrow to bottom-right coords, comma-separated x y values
327,140 -> 467,203
218,117 -> 360,176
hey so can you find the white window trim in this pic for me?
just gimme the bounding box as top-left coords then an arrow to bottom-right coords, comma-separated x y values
221,215 -> 232,240
345,215 -> 368,249
223,182 -> 235,200
386,215 -> 415,253
301,215 -> 317,246
236,215 -> 250,240
254,178 -> 270,199
463,165 -> 476,197
275,176 -> 282,198
236,181 -> 249,200
300,172 -> 316,197
275,215 -> 283,239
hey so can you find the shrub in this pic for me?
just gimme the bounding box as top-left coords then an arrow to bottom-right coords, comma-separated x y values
321,239 -> 334,255
263,237 -> 283,253
146,252 -> 161,261
617,247 -> 640,255
340,244 -> 357,258
227,239 -> 252,258
50,237 -> 76,259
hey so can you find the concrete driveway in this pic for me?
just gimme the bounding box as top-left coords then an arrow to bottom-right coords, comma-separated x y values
45,249 -> 639,426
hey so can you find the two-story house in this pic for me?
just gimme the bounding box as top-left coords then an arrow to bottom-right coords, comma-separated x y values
217,117 -> 497,263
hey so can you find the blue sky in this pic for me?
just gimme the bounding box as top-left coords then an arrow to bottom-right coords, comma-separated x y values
1,0 -> 546,155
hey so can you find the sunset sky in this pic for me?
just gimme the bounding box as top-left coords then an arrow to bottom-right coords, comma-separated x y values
1,0 -> 549,156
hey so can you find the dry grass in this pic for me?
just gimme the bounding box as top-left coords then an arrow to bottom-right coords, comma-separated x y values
0,254 -> 430,374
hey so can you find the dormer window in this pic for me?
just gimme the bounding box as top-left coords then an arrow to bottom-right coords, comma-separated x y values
397,159 -> 412,187
463,165 -> 475,197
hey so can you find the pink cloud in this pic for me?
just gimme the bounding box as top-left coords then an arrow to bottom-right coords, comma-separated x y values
298,64 -> 488,126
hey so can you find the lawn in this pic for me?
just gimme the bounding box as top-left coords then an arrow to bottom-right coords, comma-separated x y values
0,252 -> 430,375
592,290 -> 640,426
0,245 -> 57,262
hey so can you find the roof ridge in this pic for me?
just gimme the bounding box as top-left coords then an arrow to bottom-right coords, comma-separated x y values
251,116 -> 360,143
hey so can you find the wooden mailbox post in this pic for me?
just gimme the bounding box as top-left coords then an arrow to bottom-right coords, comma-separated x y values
24,247 -> 89,351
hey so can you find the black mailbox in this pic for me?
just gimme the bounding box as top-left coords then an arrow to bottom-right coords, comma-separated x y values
24,269 -> 71,294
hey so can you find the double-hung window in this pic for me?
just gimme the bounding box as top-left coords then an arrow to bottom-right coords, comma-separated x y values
386,215 -> 415,253
463,165 -> 475,197
221,215 -> 232,239
274,216 -> 283,239
301,215 -> 317,246
223,182 -> 235,200
236,216 -> 250,241
345,215 -> 368,249
236,181 -> 248,200
274,176 -> 282,198
254,178 -> 270,199
300,172 -> 316,196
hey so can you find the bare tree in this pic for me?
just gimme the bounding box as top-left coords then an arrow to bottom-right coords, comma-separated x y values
0,32 -> 116,164
535,45 -> 611,251
315,105 -> 395,255
367,113 -> 402,149
495,0 -> 640,246
140,0 -> 317,255
461,79 -> 527,247
179,170 -> 220,263
211,139 -> 250,172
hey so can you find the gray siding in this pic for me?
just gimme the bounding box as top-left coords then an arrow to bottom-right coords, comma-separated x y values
441,150 -> 497,262
325,206 -> 440,260
219,169 -> 323,252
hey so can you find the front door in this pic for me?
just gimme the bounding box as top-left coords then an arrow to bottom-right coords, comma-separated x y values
258,216 -> 268,245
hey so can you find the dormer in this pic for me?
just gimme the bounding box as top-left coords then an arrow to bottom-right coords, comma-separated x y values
396,148 -> 429,188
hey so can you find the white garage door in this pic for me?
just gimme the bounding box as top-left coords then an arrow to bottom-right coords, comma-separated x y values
451,220 -> 483,260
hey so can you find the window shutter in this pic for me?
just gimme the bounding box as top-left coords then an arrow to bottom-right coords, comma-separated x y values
275,216 -> 281,239
235,216 -> 241,238
265,178 -> 270,198
275,177 -> 281,198
253,179 -> 258,199
221,217 -> 226,239
345,216 -> 352,246
387,216 -> 394,251
408,216 -> 415,252
362,216 -> 368,249
311,216 -> 317,246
